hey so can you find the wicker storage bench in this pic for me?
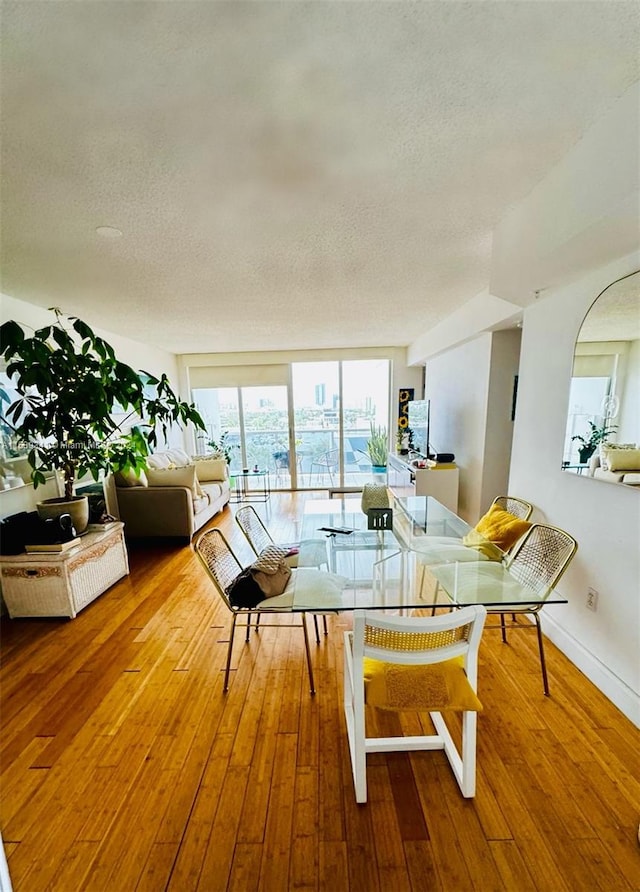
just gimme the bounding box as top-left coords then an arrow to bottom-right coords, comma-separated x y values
0,522 -> 129,618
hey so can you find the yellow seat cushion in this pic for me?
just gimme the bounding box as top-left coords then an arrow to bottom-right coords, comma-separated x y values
472,504 -> 531,552
363,655 -> 482,712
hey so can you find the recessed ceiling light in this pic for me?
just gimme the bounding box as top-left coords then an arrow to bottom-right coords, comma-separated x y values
95,225 -> 123,238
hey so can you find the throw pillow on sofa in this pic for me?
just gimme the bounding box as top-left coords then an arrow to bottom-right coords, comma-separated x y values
600,445 -> 640,472
114,467 -> 148,487
146,465 -> 202,499
192,456 -> 228,482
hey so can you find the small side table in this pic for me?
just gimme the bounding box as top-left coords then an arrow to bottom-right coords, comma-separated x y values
0,522 -> 129,618
230,470 -> 271,504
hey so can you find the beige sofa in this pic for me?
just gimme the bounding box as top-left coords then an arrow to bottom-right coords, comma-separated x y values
113,449 -> 230,540
588,444 -> 640,486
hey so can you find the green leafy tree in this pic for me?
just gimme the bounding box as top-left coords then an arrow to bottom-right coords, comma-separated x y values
0,309 -> 205,499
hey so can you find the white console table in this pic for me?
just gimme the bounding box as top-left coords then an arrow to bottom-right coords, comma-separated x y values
0,522 -> 129,619
387,453 -> 459,513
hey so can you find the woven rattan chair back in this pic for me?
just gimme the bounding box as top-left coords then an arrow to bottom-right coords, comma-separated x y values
505,523 -> 577,601
489,522 -> 577,696
195,527 -> 317,694
194,528 -> 243,609
363,620 -> 471,661
235,505 -> 273,556
491,495 -> 533,521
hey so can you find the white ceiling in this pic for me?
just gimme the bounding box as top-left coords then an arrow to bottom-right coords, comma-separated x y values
1,1 -> 639,355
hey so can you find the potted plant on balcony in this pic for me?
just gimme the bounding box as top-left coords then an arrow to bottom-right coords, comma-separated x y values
207,430 -> 238,465
0,309 -> 205,533
571,420 -> 618,464
367,423 -> 388,472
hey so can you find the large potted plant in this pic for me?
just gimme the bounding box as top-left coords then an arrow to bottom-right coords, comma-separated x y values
571,420 -> 618,464
367,423 -> 388,471
0,309 -> 205,532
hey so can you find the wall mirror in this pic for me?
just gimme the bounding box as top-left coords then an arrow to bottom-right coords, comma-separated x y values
562,270 -> 640,486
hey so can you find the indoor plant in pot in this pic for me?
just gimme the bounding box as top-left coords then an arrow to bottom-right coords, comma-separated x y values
367,423 -> 388,471
571,420 -> 618,464
0,309 -> 205,533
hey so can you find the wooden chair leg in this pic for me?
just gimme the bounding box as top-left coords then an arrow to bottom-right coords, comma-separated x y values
322,615 -> 328,636
313,615 -> 321,644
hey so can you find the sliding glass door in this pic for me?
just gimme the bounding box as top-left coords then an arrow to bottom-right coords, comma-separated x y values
192,385 -> 291,487
193,359 -> 390,491
291,359 -> 390,489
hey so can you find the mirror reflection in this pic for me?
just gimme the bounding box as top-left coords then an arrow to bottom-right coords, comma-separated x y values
562,270 -> 640,486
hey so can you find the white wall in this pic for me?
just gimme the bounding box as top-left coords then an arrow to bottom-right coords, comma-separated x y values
510,254 -> 640,724
425,335 -> 492,522
482,329 -> 522,512
425,329 -> 521,523
618,338 -> 640,444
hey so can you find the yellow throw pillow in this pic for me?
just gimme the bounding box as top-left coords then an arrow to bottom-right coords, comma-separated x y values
461,528 -> 504,561
474,505 -> 531,551
363,655 -> 482,712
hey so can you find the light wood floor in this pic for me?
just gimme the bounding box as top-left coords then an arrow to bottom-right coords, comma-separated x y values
1,493 -> 639,891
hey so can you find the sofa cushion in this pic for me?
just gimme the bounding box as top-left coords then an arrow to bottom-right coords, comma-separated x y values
114,467 -> 148,487
192,456 -> 228,482
146,464 -> 199,498
147,453 -> 172,470
165,448 -> 191,467
600,446 -> 640,472
193,494 -> 211,515
201,481 -> 224,502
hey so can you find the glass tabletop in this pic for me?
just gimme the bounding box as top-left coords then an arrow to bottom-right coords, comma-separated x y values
290,496 -> 568,612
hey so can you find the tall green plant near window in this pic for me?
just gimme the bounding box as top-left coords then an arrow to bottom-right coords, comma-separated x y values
367,423 -> 388,467
0,309 -> 205,499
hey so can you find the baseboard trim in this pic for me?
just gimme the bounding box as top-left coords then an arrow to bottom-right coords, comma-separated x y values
543,614 -> 639,727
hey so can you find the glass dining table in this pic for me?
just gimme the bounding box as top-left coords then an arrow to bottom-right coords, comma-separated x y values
290,495 -> 568,613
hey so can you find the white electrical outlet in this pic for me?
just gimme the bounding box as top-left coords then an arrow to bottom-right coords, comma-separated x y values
587,588 -> 599,611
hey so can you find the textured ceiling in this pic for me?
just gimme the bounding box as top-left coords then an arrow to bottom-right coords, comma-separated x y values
578,271 -> 640,342
1,1 -> 639,355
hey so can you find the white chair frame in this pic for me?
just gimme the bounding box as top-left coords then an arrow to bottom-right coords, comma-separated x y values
343,605 -> 487,804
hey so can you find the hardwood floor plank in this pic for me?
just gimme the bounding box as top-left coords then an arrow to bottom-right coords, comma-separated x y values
165,732 -> 235,891
487,840 -> 538,891
134,842 -> 180,892
290,765 -> 319,889
318,840 -> 349,891
227,842 -> 262,892
197,764 -> 252,891
235,669 -> 288,844
1,493 -> 638,892
258,731 -> 298,891
403,840 -> 442,892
